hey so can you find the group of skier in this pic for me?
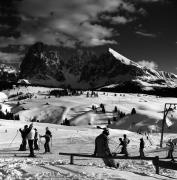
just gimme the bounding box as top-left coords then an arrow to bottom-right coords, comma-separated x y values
116,134 -> 131,157
17,123 -> 175,167
19,123 -> 52,157
93,128 -> 133,168
93,128 -> 176,168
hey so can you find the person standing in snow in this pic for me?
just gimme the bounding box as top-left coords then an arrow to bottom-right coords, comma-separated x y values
19,125 -> 28,151
26,123 -> 36,157
117,138 -> 124,154
139,138 -> 145,158
40,127 -> 52,153
122,134 -> 130,156
34,128 -> 39,150
166,139 -> 175,162
93,128 -> 118,168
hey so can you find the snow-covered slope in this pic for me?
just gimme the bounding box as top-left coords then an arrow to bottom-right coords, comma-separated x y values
3,86 -> 177,133
1,87 -> 177,179
109,48 -> 141,67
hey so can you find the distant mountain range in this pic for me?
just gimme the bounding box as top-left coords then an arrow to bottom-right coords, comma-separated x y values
1,42 -> 177,97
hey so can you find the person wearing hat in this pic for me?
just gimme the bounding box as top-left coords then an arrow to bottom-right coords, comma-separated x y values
93,128 -> 118,168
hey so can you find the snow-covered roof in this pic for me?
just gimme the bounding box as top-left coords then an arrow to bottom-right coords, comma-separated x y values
17,79 -> 30,84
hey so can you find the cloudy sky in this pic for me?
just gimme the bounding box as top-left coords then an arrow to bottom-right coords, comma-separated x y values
0,0 -> 176,73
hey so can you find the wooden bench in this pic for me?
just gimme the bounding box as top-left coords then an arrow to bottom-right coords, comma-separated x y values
59,152 -> 160,174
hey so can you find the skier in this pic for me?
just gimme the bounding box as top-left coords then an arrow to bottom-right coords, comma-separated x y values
139,138 -> 145,158
19,125 -> 28,151
26,123 -> 36,157
40,127 -> 52,153
34,128 -> 39,150
166,139 -> 175,162
122,134 -> 130,156
93,128 -> 119,168
118,138 -> 124,154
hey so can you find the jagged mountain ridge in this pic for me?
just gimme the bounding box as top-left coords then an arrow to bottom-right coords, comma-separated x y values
20,42 -> 65,84
19,42 -> 177,91
108,48 -> 177,85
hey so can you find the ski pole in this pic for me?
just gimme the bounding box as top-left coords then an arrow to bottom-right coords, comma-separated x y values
8,130 -> 19,147
50,137 -> 52,152
38,136 -> 41,150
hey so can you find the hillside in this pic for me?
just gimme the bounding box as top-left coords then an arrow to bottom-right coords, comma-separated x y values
2,86 -> 177,133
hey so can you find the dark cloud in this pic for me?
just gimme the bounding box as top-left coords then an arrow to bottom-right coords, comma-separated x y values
0,0 -> 22,38
133,0 -> 177,37
0,0 -> 139,47
0,0 -> 176,51
0,51 -> 23,63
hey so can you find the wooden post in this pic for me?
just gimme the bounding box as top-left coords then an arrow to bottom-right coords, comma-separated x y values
70,155 -> 74,164
154,156 -> 159,174
160,104 -> 166,147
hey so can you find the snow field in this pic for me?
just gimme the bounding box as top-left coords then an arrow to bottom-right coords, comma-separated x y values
0,86 -> 177,179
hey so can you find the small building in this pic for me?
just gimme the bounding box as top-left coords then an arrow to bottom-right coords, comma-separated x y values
17,79 -> 30,85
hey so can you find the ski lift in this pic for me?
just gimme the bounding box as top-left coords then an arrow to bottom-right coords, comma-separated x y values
160,102 -> 177,147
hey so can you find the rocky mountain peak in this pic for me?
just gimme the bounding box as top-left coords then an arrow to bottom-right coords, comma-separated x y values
19,43 -> 177,92
20,42 -> 64,82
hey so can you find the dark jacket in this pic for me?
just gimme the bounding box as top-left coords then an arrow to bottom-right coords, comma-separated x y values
167,141 -> 174,151
119,140 -> 124,147
41,130 -> 52,141
123,138 -> 130,147
94,133 -> 111,156
19,129 -> 27,139
19,126 -> 32,139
